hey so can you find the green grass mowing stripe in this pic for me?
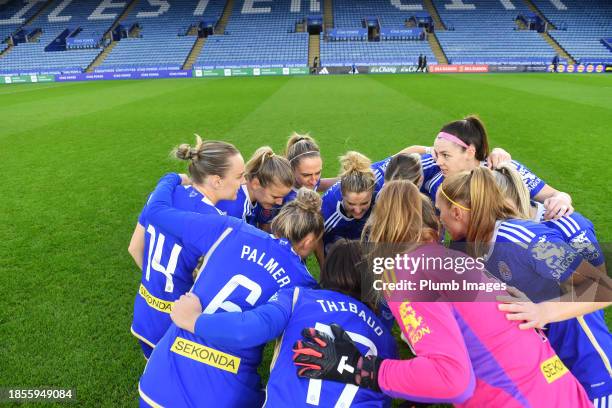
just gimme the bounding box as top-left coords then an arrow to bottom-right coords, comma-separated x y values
0,74 -> 610,406
447,73 -> 612,110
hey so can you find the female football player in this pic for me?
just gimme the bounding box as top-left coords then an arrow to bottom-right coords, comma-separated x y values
129,136 -> 244,358
138,174 -> 324,407
436,167 -> 610,302
372,132 -> 510,193
216,146 -> 293,227
293,180 -> 593,407
319,151 -> 376,263
492,164 -> 612,403
170,239 -> 398,407
418,115 -> 573,220
284,133 -> 336,202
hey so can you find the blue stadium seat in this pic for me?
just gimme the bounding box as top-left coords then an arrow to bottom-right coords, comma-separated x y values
432,0 -> 556,65
0,0 -> 47,43
531,0 -> 611,64
0,0 -> 119,74
333,0 -> 425,29
98,0 -> 226,72
320,34 -> 437,66
194,0 -> 309,69
0,0 -> 609,74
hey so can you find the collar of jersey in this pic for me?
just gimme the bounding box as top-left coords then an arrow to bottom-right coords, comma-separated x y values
187,185 -> 224,215
531,201 -> 546,223
241,184 -> 255,212
484,220 -> 504,261
486,219 -> 530,261
270,234 -> 300,258
336,200 -> 355,221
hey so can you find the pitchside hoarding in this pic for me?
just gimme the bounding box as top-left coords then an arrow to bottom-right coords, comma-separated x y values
488,65 -> 548,72
1,64 -> 609,86
55,70 -> 192,82
314,66 -> 368,75
0,74 -> 54,84
193,67 -> 309,77
429,64 -> 490,73
368,66 -> 420,74
548,64 -> 607,73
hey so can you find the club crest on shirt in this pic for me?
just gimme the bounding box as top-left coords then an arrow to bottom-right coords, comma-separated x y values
531,241 -> 578,279
570,231 -> 599,262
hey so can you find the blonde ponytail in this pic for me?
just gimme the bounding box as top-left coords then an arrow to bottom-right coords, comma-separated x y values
440,167 -> 518,257
492,163 -> 531,219
245,146 -> 293,188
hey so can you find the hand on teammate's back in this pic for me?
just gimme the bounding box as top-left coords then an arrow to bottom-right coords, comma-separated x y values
543,193 -> 574,220
487,147 -> 512,169
171,293 -> 202,333
497,301 -> 550,330
178,173 -> 192,185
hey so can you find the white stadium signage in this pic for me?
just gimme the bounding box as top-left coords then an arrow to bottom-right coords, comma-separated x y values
0,0 -> 571,25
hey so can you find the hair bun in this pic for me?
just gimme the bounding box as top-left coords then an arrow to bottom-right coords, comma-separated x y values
175,134 -> 207,161
175,143 -> 196,160
294,188 -> 322,213
339,151 -> 371,175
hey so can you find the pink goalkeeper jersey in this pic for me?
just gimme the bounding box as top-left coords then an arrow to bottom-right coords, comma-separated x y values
378,244 -> 592,408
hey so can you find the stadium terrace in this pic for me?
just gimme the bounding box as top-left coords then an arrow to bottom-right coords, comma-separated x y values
0,0 -> 610,82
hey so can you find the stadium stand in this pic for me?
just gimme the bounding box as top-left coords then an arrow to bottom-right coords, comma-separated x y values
531,0 -> 612,64
0,0 -> 48,44
97,0 -> 226,72
334,0 -> 424,29
432,0 -> 556,65
0,0 -> 128,75
0,0 -> 610,74
320,0 -> 437,67
320,37 -> 437,66
193,0 -> 310,69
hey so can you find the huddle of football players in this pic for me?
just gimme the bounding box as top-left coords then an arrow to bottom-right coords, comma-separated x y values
129,117 -> 611,408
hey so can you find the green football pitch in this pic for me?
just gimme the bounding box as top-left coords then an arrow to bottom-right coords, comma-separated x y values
1,73 -> 610,406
